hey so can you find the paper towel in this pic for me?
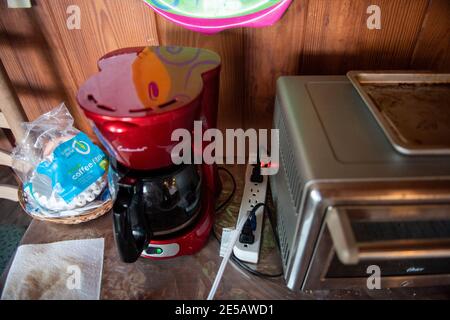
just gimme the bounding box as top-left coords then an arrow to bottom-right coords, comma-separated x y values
1,238 -> 104,300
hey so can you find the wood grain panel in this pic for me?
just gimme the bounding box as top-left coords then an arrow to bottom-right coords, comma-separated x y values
41,0 -> 160,135
243,0 -> 308,129
31,1 -> 92,134
156,15 -> 245,130
301,0 -> 430,74
0,3 -> 70,122
1,0 -> 450,134
44,0 -> 159,85
411,0 -> 450,71
0,0 -> 160,135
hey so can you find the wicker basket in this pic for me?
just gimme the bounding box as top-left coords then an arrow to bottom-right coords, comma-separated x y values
18,186 -> 113,225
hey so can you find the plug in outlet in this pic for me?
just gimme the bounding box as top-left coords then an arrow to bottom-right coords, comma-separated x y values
233,164 -> 268,264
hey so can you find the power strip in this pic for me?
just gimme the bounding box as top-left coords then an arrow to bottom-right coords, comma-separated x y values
233,164 -> 268,264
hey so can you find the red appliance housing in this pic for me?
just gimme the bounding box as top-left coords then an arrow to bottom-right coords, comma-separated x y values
77,46 -> 222,260
78,47 -> 221,171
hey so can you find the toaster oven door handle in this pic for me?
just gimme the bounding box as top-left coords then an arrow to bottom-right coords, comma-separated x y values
326,207 -> 450,265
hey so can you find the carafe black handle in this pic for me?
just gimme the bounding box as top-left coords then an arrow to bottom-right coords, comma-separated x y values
113,182 -> 150,263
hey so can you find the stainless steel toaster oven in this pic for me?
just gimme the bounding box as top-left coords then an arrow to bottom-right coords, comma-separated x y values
270,76 -> 450,291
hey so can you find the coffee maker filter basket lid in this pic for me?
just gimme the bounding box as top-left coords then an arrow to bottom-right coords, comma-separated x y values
77,46 -> 221,118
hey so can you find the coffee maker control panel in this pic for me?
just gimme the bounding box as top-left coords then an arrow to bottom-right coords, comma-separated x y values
142,243 -> 180,259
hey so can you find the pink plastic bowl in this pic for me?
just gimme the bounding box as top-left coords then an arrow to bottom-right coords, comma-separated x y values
144,0 -> 292,34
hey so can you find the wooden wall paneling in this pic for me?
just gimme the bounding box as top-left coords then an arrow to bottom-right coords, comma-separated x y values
155,15 -> 246,130
301,0 -> 430,74
43,0 -> 160,85
410,0 -> 450,72
40,0 -> 160,135
0,129 -> 12,152
0,3 -> 70,122
243,0 -> 308,129
1,0 -> 160,136
1,0 -> 450,135
27,2 -> 91,134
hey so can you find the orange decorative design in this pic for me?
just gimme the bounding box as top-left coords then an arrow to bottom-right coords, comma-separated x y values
132,48 -> 172,110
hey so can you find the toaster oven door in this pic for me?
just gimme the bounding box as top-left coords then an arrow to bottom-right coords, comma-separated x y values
304,205 -> 450,290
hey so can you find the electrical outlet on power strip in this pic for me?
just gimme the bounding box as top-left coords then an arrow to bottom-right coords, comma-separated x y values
233,163 -> 268,264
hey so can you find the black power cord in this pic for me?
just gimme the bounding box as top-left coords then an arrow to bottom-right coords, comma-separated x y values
215,167 -> 237,213
214,167 -> 283,278
231,252 -> 283,278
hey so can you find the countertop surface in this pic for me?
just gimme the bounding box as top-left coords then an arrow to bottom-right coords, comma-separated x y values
1,165 -> 449,300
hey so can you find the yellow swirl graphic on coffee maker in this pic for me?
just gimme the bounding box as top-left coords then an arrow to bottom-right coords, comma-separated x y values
132,48 -> 172,109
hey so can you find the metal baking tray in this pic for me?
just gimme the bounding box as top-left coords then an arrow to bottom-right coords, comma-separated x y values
347,71 -> 450,155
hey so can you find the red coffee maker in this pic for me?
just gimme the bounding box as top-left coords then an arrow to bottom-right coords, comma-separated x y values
77,46 -> 221,262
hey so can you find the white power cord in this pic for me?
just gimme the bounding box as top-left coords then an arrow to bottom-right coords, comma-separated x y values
207,210 -> 251,300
